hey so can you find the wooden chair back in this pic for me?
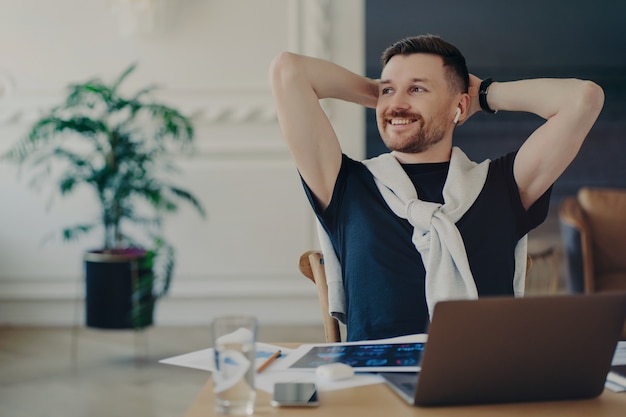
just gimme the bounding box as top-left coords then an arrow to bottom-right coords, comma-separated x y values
298,250 -> 341,342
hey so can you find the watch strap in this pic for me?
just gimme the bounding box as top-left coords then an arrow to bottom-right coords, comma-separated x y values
479,78 -> 497,114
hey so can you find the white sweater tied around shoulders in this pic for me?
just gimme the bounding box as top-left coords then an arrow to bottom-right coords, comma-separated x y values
317,147 -> 528,324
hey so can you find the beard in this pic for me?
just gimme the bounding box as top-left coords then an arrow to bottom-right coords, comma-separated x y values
378,110 -> 447,154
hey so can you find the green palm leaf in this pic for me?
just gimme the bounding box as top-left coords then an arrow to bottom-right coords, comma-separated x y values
1,64 -> 206,302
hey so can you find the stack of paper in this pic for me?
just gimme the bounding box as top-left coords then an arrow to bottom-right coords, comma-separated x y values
159,334 -> 427,394
161,337 -> 626,394
606,341 -> 626,392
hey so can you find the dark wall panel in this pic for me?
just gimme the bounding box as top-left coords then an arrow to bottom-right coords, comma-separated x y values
365,0 -> 626,201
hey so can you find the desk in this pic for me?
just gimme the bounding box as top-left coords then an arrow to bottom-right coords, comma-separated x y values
184,379 -> 626,417
183,343 -> 626,417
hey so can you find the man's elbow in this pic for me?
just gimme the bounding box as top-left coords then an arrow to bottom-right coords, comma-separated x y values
578,80 -> 605,118
269,52 -> 301,90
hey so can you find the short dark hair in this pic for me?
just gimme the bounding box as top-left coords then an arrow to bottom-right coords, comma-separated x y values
381,34 -> 469,94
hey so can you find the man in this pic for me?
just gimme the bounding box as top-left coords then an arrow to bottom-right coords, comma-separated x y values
270,35 -> 604,341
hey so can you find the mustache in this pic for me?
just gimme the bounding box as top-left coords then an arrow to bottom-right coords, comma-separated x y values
384,110 -> 424,121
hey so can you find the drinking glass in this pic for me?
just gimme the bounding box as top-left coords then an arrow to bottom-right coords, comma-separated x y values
211,316 -> 257,415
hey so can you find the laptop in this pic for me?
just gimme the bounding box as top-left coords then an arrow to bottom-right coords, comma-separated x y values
380,292 -> 626,406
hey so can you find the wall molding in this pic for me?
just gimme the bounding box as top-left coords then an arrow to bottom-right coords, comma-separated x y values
0,90 -> 279,127
301,0 -> 332,59
0,70 -> 13,100
0,276 -> 321,326
0,275 -> 316,300
0,0 -> 334,128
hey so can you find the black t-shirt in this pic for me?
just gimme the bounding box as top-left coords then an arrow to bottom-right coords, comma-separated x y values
303,152 -> 551,341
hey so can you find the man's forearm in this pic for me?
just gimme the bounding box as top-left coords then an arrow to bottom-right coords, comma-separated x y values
273,52 -> 378,108
488,77 -> 604,210
484,78 -> 604,121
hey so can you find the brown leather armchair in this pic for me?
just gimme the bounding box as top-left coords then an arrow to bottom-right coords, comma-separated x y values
559,187 -> 626,338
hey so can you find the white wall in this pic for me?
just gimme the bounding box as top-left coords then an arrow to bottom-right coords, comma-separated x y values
0,0 -> 366,326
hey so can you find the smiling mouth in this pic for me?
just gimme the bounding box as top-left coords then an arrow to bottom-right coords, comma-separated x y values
388,118 -> 417,126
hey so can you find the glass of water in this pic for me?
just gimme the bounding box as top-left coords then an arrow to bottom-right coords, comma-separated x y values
211,316 -> 257,415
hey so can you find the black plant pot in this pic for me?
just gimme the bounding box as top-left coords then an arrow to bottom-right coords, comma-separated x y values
84,249 -> 155,330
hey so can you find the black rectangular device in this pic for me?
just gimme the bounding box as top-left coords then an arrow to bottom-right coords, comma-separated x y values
271,382 -> 319,407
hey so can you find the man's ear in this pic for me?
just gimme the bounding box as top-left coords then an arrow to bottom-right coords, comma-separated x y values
455,93 -> 472,125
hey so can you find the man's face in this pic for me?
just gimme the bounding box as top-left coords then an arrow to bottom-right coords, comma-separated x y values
376,53 -> 456,154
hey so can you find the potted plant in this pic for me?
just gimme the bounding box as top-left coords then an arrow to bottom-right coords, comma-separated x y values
2,64 -> 205,329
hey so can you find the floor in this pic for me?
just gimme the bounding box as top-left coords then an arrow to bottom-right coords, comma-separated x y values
0,325 -> 325,417
0,208 -> 565,417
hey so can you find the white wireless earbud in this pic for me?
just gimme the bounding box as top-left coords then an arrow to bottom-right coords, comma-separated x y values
453,107 -> 461,124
